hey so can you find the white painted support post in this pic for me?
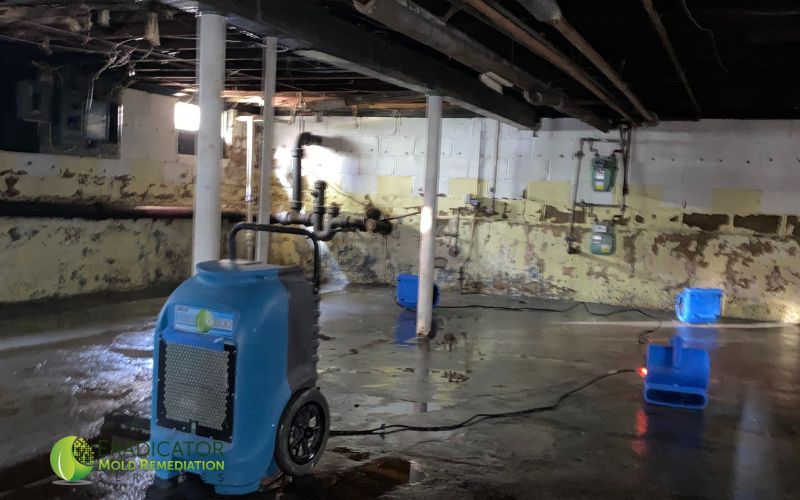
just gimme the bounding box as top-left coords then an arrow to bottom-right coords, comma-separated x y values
416,94 -> 443,337
242,115 -> 256,259
256,36 -> 278,263
192,12 -> 226,269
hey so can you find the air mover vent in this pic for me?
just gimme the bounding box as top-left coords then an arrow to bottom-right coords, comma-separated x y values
156,339 -> 237,442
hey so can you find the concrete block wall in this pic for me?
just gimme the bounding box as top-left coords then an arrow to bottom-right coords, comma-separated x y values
2,87 -> 799,321
273,116 -> 800,215
270,115 -> 800,322
0,89 -> 250,303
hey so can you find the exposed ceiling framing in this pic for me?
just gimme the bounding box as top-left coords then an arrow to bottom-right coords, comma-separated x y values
1,0 -> 799,127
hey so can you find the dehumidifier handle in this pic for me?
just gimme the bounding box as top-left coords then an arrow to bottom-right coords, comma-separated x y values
228,223 -> 321,293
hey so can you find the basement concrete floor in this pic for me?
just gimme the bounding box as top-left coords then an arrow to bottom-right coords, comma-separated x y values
0,285 -> 799,499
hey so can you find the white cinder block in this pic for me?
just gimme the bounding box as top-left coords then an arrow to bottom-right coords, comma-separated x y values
358,155 -> 377,175
438,177 -> 449,195
506,158 -> 548,182
395,155 -> 424,176
149,129 -> 178,162
546,157 -> 575,181
413,138 -> 451,157
499,122 -> 534,139
478,157 -> 498,181
341,174 -> 377,194
762,190 -> 800,214
359,117 -> 397,136
335,155 -> 361,174
451,138 -> 476,159
441,118 -> 474,137
381,136 -> 414,156
498,139 -> 532,160
493,179 -> 524,199
396,118 -> 427,136
439,157 -> 470,179
411,176 -> 425,197
329,135 -> 378,155
377,156 -> 396,176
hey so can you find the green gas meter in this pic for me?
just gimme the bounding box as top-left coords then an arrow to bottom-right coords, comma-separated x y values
591,155 -> 618,192
590,221 -> 615,255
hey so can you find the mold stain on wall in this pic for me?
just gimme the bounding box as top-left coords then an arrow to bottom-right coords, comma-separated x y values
2,106 -> 800,323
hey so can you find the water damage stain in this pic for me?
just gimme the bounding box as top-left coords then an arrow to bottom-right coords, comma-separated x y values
682,213 -> 728,232
733,214 -> 781,234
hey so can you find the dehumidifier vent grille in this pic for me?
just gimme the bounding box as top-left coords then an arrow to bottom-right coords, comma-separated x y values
157,340 -> 237,442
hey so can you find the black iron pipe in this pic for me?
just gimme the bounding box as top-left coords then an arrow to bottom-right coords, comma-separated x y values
291,132 -> 324,212
353,0 -> 610,131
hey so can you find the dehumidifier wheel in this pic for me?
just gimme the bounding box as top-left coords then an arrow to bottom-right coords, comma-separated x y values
274,388 -> 330,476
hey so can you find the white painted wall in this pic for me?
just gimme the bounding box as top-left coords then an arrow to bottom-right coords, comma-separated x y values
272,116 -> 800,214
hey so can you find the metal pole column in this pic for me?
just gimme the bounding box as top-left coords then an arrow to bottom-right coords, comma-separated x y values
192,11 -> 226,268
416,94 -> 443,337
256,36 -> 278,262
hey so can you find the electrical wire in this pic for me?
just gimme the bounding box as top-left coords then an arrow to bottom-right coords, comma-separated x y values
436,301 -> 661,320
382,210 -> 421,221
678,0 -> 727,72
330,368 -> 636,437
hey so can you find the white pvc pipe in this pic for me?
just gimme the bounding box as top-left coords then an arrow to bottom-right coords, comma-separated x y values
243,115 -> 255,259
256,36 -> 278,263
416,94 -> 443,337
192,12 -> 226,269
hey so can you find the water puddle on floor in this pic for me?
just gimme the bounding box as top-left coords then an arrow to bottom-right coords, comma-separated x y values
143,456 -> 421,499
277,456 -> 421,499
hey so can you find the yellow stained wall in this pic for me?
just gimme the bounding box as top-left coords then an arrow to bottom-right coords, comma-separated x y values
269,175 -> 800,322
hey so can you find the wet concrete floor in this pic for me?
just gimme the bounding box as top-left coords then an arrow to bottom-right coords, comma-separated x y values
0,285 -> 798,499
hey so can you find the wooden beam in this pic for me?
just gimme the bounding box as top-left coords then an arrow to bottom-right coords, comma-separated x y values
154,0 -> 540,129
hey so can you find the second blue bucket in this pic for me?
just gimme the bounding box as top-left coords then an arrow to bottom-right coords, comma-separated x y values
396,274 -> 440,310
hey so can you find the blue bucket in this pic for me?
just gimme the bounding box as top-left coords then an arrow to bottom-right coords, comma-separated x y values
676,287 -> 723,324
644,336 -> 710,410
396,274 -> 440,310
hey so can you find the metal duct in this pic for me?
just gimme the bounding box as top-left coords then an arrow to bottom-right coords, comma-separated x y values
354,0 -> 610,131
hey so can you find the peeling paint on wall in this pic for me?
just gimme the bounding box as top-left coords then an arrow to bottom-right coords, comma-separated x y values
266,116 -> 800,322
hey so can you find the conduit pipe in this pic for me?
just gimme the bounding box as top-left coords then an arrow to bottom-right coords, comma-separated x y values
641,0 -> 702,118
516,0 -> 658,125
192,11 -> 226,270
353,0 -> 609,131
460,0 -> 634,122
417,95 -> 442,338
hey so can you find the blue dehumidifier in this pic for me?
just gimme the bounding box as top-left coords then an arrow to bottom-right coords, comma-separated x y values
150,224 -> 328,495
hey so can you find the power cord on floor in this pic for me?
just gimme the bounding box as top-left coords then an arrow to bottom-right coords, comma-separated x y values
435,301 -> 669,344
436,301 -> 661,319
330,368 -> 636,437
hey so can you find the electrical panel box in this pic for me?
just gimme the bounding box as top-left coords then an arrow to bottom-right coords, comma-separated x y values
590,221 -> 615,255
591,155 -> 617,192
